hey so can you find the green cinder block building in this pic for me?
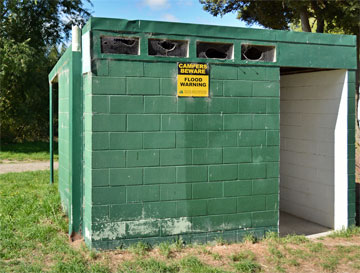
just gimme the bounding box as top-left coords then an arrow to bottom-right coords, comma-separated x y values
49,17 -> 357,249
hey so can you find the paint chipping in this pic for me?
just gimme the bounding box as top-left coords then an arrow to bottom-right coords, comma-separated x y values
92,222 -> 126,240
85,226 -> 91,240
162,217 -> 192,235
127,220 -> 159,237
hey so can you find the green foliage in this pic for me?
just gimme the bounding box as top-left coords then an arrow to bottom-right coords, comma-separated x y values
0,141 -> 58,162
200,0 -> 293,30
242,233 -> 257,244
268,246 -> 284,260
157,238 -> 185,258
200,0 -> 360,35
319,255 -> 340,272
307,242 -> 324,253
0,37 -> 42,142
180,256 -> 228,273
0,38 -> 33,80
0,0 -> 91,142
158,241 -> 173,258
281,234 -> 308,245
215,236 -> 228,245
0,170 -> 110,272
233,259 -> 261,273
230,250 -> 261,273
119,255 -> 230,273
119,258 -> 179,273
53,256 -> 111,273
267,245 -> 287,273
265,232 -> 309,245
198,245 -> 212,255
212,253 -> 222,261
328,226 -> 360,238
230,250 -> 256,262
128,241 -> 152,256
264,231 -> 280,242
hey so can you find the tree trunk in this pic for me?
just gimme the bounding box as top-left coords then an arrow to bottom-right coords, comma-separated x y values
316,18 -> 324,33
311,0 -> 325,33
299,9 -> 311,32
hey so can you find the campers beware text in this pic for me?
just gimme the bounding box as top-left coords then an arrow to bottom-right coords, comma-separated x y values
177,62 -> 209,97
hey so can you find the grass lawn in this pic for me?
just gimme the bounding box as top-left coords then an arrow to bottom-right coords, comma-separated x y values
0,141 -> 58,162
1,170 -> 360,272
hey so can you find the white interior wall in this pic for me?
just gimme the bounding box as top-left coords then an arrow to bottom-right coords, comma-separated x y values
280,70 -> 348,229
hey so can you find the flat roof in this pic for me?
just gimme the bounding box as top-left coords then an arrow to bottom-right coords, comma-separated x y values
81,17 -> 357,70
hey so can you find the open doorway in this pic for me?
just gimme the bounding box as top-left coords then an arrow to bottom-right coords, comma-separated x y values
279,69 -> 348,236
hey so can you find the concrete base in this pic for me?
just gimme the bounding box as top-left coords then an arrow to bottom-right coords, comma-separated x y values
279,211 -> 331,237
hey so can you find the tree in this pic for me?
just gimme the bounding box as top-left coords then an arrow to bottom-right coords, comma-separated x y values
0,0 -> 91,142
200,0 -> 359,34
201,0 -> 360,133
200,1 -> 359,68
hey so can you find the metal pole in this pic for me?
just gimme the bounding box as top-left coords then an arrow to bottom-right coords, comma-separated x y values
49,83 -> 54,184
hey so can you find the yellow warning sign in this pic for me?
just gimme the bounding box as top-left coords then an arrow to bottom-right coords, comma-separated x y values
177,62 -> 209,97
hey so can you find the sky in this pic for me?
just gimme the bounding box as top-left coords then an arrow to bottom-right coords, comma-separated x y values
84,0 -> 262,29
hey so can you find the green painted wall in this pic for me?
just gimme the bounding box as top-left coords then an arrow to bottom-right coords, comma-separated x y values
58,63 -> 71,215
348,70 -> 356,226
83,60 -> 280,249
50,17 -> 357,250
83,73 -> 93,245
50,48 -> 83,236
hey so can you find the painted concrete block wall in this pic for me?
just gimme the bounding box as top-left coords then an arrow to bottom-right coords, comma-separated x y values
58,69 -> 71,214
347,70 -> 356,226
83,73 -> 93,245
280,70 -> 348,228
84,60 -> 280,249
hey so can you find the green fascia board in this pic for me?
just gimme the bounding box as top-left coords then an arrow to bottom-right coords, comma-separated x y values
48,47 -> 72,82
82,17 -> 92,35
277,42 -> 357,69
274,29 -> 356,46
89,17 -> 356,47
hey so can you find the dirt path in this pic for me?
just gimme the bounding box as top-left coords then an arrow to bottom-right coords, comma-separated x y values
0,161 -> 59,174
